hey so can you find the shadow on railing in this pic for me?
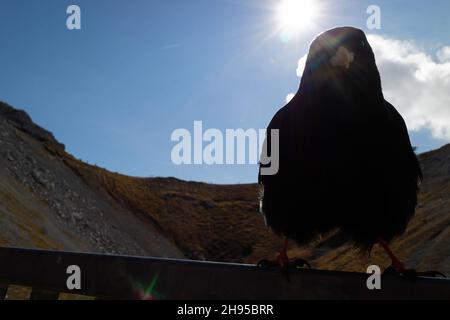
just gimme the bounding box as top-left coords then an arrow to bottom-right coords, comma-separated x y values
1,246 -> 450,300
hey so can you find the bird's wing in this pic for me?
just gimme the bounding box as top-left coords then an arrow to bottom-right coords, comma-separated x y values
384,100 -> 422,180
258,104 -> 293,184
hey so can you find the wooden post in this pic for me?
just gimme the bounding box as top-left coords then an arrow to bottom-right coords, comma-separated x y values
0,284 -> 8,300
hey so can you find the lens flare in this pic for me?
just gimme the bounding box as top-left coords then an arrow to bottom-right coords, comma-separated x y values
277,0 -> 319,39
131,273 -> 165,300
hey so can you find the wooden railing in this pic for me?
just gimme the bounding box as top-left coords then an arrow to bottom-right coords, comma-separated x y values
0,247 -> 449,300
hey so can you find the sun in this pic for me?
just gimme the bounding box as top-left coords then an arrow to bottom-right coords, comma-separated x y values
277,0 -> 319,36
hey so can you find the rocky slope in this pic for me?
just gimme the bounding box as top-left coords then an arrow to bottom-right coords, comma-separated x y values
1,100 -> 449,275
0,101 -> 183,258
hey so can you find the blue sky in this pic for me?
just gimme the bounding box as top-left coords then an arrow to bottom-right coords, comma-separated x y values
1,0 -> 449,183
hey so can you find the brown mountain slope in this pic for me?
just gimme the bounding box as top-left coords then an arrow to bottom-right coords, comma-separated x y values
1,101 -> 449,275
0,101 -> 183,258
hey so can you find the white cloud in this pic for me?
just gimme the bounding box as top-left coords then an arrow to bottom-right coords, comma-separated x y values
282,54 -> 305,103
296,55 -> 307,77
292,35 -> 450,140
437,46 -> 450,63
286,93 -> 295,103
368,34 -> 450,140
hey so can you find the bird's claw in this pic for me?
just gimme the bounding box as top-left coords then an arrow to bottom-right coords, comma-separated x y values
256,258 -> 311,270
384,266 -> 447,279
257,259 -> 278,269
416,270 -> 447,278
289,258 -> 312,269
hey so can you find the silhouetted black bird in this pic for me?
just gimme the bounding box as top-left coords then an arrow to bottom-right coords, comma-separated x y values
258,27 -> 437,276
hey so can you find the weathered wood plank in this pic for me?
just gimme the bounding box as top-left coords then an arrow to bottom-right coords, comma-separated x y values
30,288 -> 60,300
0,247 -> 449,300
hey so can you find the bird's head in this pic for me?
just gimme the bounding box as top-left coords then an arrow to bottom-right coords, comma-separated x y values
299,27 -> 382,98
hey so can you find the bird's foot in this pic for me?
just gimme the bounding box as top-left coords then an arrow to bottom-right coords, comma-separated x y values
257,257 -> 311,282
378,238 -> 446,279
257,257 -> 311,270
257,237 -> 311,281
277,249 -> 290,269
384,265 -> 446,279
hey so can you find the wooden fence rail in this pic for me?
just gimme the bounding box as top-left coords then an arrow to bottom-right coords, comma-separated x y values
0,247 -> 449,300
